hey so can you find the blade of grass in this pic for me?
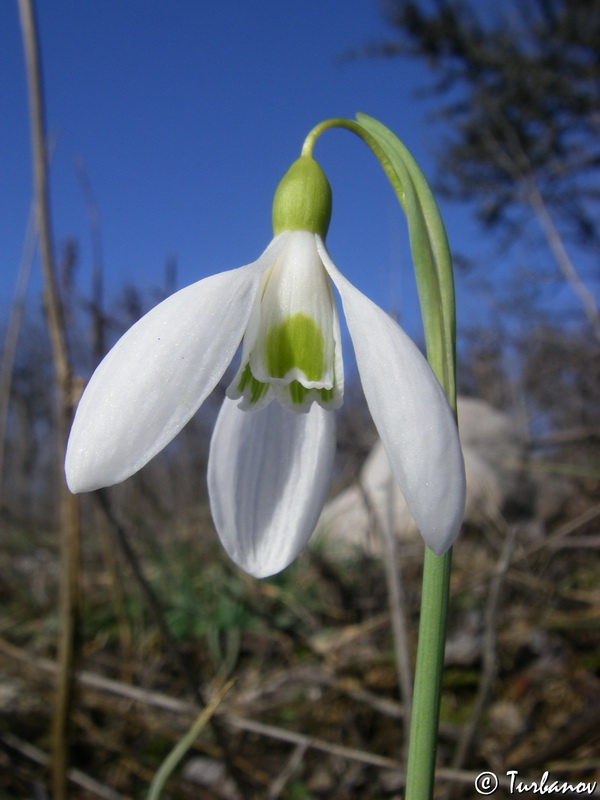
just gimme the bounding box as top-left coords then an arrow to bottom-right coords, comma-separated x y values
147,680 -> 235,800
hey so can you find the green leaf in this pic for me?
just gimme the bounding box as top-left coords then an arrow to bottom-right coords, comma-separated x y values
354,113 -> 457,409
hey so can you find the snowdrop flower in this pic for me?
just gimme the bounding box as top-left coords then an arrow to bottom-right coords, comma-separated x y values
65,156 -> 465,577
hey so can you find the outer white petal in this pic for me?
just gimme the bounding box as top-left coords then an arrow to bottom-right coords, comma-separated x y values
66,236 -> 287,493
319,241 -> 465,554
207,397 -> 336,578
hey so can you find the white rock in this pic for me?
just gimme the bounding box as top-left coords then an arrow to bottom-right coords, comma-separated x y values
316,397 -> 529,557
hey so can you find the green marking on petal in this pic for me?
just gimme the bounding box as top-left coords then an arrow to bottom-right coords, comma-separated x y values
237,363 -> 252,392
289,381 -> 309,405
319,387 -> 334,404
251,379 -> 269,404
237,364 -> 269,405
266,312 -> 325,382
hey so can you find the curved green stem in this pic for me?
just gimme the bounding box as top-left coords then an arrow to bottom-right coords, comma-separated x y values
302,118 -> 410,216
303,116 -> 456,406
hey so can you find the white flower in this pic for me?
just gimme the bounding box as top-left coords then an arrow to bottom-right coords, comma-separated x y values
65,157 -> 465,578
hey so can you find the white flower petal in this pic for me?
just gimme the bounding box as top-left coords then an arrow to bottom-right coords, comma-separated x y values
320,243 -> 465,554
66,237 -> 287,493
207,397 -> 336,577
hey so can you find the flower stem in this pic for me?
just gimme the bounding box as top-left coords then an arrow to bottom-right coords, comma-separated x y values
302,118 -> 403,206
405,547 -> 452,800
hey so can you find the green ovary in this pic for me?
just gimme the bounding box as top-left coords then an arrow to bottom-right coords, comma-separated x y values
265,312 -> 325,382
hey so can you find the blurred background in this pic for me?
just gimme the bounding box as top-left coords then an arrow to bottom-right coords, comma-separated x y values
1,1 -> 599,798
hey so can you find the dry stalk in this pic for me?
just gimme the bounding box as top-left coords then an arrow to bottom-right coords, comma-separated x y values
0,635 -> 522,792
17,2 -> 80,798
267,742 -> 308,799
73,155 -> 106,361
356,478 -> 413,749
527,181 -> 600,342
0,204 -> 36,507
1,732 -> 123,800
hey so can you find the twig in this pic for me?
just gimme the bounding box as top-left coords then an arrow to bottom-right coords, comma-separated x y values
0,636 -> 408,727
0,635 -> 196,716
452,502 -> 600,600
521,502 -> 600,559
527,181 -> 600,342
1,732 -> 124,800
225,713 -> 402,771
225,714 -> 516,790
511,701 -> 600,771
267,742 -> 308,799
73,154 -> 106,361
0,636 -> 524,792
0,204 -> 36,509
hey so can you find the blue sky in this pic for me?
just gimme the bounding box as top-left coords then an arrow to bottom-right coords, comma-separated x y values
2,0 -> 489,361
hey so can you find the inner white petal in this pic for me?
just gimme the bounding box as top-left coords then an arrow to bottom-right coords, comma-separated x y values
228,231 -> 343,413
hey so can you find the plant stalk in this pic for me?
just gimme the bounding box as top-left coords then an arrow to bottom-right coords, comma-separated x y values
405,548 -> 452,800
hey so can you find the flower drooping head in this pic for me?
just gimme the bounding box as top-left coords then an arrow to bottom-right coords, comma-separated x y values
66,152 -> 465,577
227,158 -> 341,413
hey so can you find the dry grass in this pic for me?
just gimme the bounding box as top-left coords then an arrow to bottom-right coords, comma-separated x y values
1,488 -> 599,799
